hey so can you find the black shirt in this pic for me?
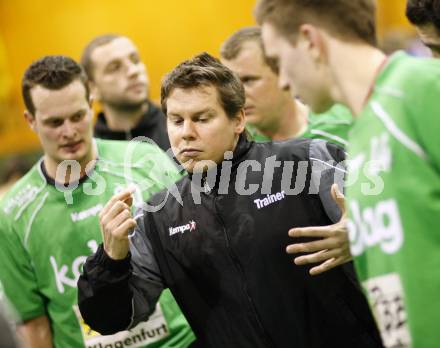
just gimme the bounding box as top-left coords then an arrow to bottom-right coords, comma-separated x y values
94,101 -> 171,152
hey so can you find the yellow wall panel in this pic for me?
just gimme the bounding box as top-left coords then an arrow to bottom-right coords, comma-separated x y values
376,0 -> 414,37
0,0 -> 418,156
0,0 -> 256,155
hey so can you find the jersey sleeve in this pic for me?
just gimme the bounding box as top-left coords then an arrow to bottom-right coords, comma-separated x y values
308,140 -> 346,223
302,104 -> 353,148
0,213 -> 46,321
409,64 -> 440,172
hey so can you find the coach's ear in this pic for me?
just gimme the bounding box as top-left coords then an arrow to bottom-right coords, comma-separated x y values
24,110 -> 37,132
234,109 -> 246,135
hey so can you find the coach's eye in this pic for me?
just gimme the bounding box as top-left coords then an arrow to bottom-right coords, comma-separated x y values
172,118 -> 183,125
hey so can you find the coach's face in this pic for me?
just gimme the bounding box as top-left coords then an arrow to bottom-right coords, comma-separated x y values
166,85 -> 245,173
261,22 -> 334,113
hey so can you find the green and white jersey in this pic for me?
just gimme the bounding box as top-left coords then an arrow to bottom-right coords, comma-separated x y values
0,139 -> 195,348
346,51 -> 440,348
246,104 -> 353,147
245,123 -> 271,142
302,104 -> 352,148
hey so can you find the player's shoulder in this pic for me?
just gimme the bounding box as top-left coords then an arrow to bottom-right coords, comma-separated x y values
381,51 -> 440,87
0,161 -> 46,226
309,104 -> 353,125
95,138 -> 178,175
252,137 -> 344,163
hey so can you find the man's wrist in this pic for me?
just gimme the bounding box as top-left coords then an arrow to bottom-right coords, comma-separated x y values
96,244 -> 131,273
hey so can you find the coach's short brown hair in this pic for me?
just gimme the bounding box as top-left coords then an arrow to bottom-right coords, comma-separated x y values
161,52 -> 245,119
220,26 -> 278,73
255,0 -> 377,46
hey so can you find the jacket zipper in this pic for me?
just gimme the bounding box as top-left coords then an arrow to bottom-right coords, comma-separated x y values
213,194 -> 274,348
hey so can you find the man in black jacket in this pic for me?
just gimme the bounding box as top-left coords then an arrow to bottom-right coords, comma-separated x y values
81,34 -> 170,151
78,53 -> 382,348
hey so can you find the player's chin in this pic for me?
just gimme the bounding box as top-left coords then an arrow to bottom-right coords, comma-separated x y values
309,95 -> 334,114
180,160 -> 196,174
245,113 -> 261,123
59,147 -> 87,163
180,158 -> 214,174
126,92 -> 148,104
191,160 -> 219,174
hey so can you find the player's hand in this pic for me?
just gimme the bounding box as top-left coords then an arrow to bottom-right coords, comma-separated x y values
286,184 -> 352,276
99,187 -> 137,260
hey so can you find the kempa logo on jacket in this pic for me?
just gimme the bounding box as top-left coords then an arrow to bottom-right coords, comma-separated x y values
169,220 -> 197,236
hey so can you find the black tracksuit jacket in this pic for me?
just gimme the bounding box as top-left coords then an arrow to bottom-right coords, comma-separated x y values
78,136 -> 383,348
94,101 -> 171,152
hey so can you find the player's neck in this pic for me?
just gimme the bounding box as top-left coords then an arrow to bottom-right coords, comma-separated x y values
102,102 -> 148,131
263,99 -> 308,141
330,42 -> 386,116
43,143 -> 98,185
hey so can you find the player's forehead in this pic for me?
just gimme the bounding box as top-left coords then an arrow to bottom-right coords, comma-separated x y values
31,80 -> 89,119
222,41 -> 267,76
260,22 -> 284,58
91,37 -> 139,67
236,40 -> 264,60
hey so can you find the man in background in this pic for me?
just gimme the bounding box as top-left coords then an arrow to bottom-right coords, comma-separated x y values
220,26 -> 352,147
81,35 -> 170,151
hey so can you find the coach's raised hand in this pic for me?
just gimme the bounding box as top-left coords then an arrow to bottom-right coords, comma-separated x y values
99,187 -> 137,260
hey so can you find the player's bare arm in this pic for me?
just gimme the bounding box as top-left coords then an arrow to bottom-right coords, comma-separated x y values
17,315 -> 53,348
286,184 -> 352,275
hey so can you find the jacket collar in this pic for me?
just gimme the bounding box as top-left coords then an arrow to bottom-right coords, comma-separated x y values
94,101 -> 161,140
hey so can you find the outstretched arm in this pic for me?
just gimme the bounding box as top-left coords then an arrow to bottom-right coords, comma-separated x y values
287,184 -> 352,275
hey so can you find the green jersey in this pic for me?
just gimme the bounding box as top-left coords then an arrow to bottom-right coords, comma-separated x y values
246,104 -> 353,147
0,139 -> 195,348
245,123 -> 271,142
347,52 -> 440,348
302,104 -> 352,148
